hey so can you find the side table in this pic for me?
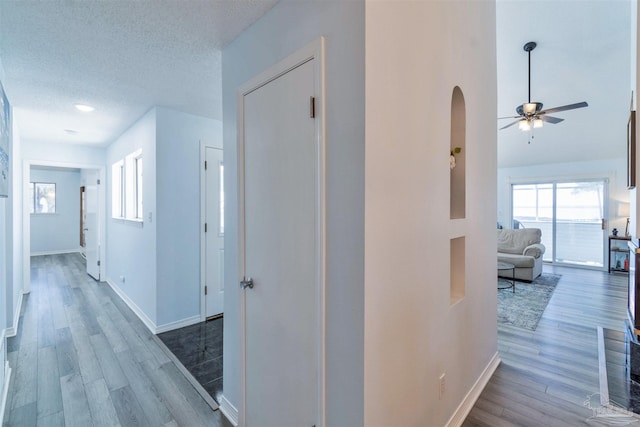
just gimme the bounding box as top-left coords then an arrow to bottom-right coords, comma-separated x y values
498,261 -> 515,293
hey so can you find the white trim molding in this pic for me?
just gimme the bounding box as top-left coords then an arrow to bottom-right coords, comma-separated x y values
445,352 -> 501,427
200,141 -> 224,322
30,248 -> 83,257
5,291 -> 24,338
156,315 -> 201,334
0,362 -> 11,424
219,395 -> 239,426
106,278 -> 157,334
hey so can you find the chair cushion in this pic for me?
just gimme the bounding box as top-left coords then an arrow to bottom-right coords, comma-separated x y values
497,253 -> 536,268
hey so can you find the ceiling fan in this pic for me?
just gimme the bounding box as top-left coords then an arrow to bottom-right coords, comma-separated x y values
499,41 -> 588,131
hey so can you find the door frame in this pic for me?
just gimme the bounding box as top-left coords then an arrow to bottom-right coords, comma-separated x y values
23,159 -> 106,293
236,37 -> 326,427
200,140 -> 224,322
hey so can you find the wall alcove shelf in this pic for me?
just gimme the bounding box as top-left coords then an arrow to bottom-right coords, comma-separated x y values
450,86 -> 466,305
609,235 -> 631,274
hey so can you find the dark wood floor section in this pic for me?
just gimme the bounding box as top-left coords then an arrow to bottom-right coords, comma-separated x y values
158,318 -> 223,404
463,266 -> 629,427
4,254 -> 225,427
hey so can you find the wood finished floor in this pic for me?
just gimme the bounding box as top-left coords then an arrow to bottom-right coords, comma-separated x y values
4,255 -> 629,426
3,254 -> 228,427
463,265 -> 629,427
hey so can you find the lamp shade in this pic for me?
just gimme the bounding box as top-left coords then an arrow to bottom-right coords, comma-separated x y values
618,201 -> 630,217
518,119 -> 531,131
533,118 -> 543,128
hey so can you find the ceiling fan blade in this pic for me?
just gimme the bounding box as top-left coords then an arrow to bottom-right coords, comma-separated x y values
498,115 -> 520,120
540,101 -> 588,115
540,115 -> 564,124
499,120 -> 521,130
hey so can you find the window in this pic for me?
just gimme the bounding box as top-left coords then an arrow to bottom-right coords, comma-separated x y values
111,160 -> 125,218
512,180 -> 606,267
112,149 -> 143,221
30,182 -> 56,213
135,155 -> 143,219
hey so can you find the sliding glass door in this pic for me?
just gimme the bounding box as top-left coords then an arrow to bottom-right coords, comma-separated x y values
512,180 -> 606,268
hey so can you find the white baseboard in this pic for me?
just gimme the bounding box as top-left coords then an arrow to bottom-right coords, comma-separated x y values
445,352 -> 501,427
156,315 -> 201,334
0,362 -> 11,424
31,248 -> 82,257
106,277 -> 158,334
5,292 -> 24,338
219,395 -> 239,426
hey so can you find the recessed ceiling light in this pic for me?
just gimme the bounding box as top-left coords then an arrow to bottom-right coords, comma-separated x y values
74,103 -> 95,112
64,129 -> 78,135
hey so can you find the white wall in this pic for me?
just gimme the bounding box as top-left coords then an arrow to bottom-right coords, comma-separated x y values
0,70 -> 13,419
222,1 -> 365,423
9,118 -> 21,334
106,109 -> 157,324
105,107 -> 221,331
365,1 -> 497,425
22,140 -> 106,166
498,157 -> 628,242
155,107 -> 221,328
30,168 -> 81,254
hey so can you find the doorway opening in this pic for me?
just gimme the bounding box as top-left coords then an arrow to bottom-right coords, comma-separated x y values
511,179 -> 607,269
23,160 -> 105,294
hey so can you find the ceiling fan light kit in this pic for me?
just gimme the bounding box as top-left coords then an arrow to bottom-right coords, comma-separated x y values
498,41 -> 588,137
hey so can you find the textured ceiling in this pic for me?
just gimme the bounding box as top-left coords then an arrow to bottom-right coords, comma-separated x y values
0,0 -> 278,146
497,0 -> 632,168
1,0 -> 631,165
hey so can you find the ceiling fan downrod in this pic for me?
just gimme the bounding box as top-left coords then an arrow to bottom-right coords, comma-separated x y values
523,41 -> 537,104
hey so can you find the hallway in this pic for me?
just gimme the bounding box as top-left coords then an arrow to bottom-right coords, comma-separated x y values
4,253 -> 224,426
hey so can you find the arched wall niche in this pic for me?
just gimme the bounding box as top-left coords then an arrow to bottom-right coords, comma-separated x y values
450,86 -> 466,219
450,86 -> 466,304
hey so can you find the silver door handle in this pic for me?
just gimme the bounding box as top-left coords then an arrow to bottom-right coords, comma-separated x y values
240,277 -> 254,289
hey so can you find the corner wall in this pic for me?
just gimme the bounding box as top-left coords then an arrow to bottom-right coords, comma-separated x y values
364,1 -> 497,425
0,69 -> 13,420
155,107 -> 222,329
106,109 -> 158,324
9,116 -> 21,335
222,1 -> 365,423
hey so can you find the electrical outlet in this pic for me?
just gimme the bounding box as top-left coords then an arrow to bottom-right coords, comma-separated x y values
439,373 -> 446,399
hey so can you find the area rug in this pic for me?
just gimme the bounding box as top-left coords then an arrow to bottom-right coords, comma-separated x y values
497,273 -> 561,331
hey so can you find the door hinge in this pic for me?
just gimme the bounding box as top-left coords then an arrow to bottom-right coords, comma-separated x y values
97,260 -> 101,266
204,223 -> 208,233
204,286 -> 208,295
310,96 -> 315,118
205,160 -> 208,170
97,179 -> 101,185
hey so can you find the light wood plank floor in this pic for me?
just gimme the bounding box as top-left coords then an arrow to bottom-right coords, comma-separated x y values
3,254 -> 228,427
463,265 -> 629,427
5,256 -> 629,426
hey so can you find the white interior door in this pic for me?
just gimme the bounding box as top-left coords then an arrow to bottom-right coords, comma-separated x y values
242,58 -> 318,426
206,147 -> 224,317
85,174 -> 100,280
